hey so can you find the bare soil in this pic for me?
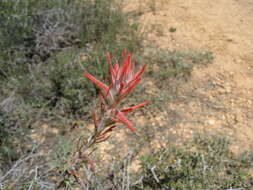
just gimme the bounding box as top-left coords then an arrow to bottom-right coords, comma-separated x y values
123,0 -> 253,153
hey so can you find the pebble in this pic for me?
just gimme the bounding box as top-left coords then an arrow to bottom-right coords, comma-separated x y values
207,119 -> 215,125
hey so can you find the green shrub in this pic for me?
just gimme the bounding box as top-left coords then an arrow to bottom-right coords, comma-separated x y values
0,0 -> 143,113
145,48 -> 214,80
0,109 -> 23,168
0,0 -> 143,175
135,135 -> 253,190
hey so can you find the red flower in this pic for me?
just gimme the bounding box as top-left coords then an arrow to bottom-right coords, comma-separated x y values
107,52 -> 147,104
84,49 -> 148,132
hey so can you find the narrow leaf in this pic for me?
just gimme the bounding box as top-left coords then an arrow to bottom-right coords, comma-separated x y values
84,72 -> 109,92
116,110 -> 136,131
121,101 -> 149,114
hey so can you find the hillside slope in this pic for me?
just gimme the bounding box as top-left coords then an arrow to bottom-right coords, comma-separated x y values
124,0 -> 253,152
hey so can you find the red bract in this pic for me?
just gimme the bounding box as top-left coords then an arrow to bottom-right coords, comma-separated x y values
114,109 -> 136,131
84,49 -> 148,132
84,72 -> 109,93
107,53 -> 147,105
121,101 -> 149,114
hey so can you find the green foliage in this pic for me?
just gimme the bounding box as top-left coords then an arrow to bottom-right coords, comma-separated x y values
0,0 -> 143,172
169,27 -> 177,33
0,108 -> 27,169
0,110 -> 16,164
0,0 -> 142,110
145,48 -> 214,80
135,135 -> 253,190
0,0 -> 142,76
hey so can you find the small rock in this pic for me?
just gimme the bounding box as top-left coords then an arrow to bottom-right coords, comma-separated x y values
208,119 -> 215,125
218,88 -> 226,94
225,86 -> 232,93
235,113 -> 244,123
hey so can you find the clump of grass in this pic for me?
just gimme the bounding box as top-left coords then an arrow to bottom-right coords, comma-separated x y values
145,48 -> 214,80
148,0 -> 157,14
130,47 -> 214,109
169,26 -> 177,33
135,134 -> 253,190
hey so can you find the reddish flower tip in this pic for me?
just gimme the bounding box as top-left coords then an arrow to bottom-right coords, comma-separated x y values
115,110 -> 136,132
122,101 -> 149,114
84,72 -> 109,92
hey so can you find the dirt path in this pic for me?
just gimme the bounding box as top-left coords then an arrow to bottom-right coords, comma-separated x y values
123,0 -> 253,152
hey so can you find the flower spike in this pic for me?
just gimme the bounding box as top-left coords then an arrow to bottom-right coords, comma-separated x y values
84,49 -> 148,132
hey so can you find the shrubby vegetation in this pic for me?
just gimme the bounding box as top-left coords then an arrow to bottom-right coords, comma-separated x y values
135,135 -> 253,190
54,134 -> 253,189
0,0 -> 142,170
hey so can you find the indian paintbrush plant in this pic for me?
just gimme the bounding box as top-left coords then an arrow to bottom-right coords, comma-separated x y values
57,49 -> 148,188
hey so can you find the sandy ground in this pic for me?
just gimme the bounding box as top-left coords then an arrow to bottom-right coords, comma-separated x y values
122,0 -> 253,153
